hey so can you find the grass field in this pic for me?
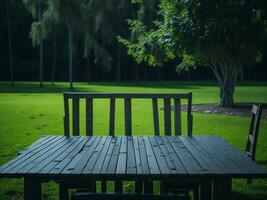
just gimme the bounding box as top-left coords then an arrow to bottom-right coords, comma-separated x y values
0,81 -> 267,200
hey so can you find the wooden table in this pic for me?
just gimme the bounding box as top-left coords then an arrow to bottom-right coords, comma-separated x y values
0,135 -> 266,200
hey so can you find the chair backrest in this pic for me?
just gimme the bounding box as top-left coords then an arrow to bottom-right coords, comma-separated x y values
63,92 -> 193,137
245,104 -> 262,161
71,192 -> 188,200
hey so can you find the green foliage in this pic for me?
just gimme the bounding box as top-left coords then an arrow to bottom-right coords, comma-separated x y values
121,0 -> 267,68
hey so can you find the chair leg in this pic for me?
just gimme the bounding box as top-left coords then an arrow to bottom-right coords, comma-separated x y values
160,181 -> 168,194
59,184 -> 69,200
135,181 -> 143,193
193,186 -> 199,200
144,181 -> 153,194
101,181 -> 107,193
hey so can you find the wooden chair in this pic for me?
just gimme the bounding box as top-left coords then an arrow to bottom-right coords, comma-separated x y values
245,104 -> 262,184
59,92 -> 196,200
71,192 -> 189,200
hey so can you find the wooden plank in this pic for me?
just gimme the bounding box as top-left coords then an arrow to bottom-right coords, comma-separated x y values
86,98 -> 93,136
24,177 -> 41,200
109,97 -> 115,136
179,136 -> 226,174
152,98 -> 160,136
73,98 -> 80,136
193,136 -> 248,174
148,137 -> 170,174
143,136 -> 161,174
164,98 -> 171,135
91,137 -> 113,174
28,136 -> 83,173
72,192 -> 188,200
16,137 -> 76,174
0,136 -> 55,172
62,137 -> 100,174
107,136 -> 122,174
133,136 -> 142,174
138,136 -> 150,174
174,98 -> 181,135
116,137 -> 127,174
39,137 -> 89,174
83,137 -> 108,174
100,137 -> 117,174
64,95 -> 70,136
187,93 -> 192,136
154,136 -> 177,174
160,136 -> 187,174
64,92 -> 192,99
126,136 -> 136,174
1,136 -> 67,174
204,136 -> 266,174
124,97 -> 132,136
167,136 -> 205,175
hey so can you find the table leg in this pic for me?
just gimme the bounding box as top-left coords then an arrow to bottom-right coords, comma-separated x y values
199,180 -> 212,200
213,178 -> 232,200
24,177 -> 42,200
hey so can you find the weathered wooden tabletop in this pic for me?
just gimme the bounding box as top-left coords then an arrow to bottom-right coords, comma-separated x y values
0,135 -> 266,180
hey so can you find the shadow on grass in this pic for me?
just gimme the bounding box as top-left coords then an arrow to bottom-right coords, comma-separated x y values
232,191 -> 267,200
0,81 -> 202,94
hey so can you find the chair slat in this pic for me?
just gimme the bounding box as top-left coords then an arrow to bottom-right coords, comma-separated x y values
187,93 -> 193,136
245,104 -> 262,162
124,98 -> 132,136
72,192 -> 187,200
152,98 -> 160,136
64,95 -> 70,136
72,98 -> 80,136
164,98 -> 171,135
251,105 -> 258,115
86,98 -> 93,136
174,98 -> 181,136
109,97 -> 115,136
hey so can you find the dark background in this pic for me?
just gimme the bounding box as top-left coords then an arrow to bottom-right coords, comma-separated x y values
0,1 -> 266,83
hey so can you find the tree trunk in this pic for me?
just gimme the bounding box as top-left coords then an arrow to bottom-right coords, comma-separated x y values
117,43 -> 121,82
87,53 -> 91,84
6,0 -> 14,87
208,61 -> 241,107
68,28 -> 73,89
219,81 -> 235,107
38,0 -> 43,88
51,27 -> 57,86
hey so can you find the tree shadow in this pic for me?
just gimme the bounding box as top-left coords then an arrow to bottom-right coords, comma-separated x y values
232,191 -> 267,200
0,81 -> 202,94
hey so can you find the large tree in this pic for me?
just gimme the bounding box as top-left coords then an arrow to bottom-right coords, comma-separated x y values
120,0 -> 267,107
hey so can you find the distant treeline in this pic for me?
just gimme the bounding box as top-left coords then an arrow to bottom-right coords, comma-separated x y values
0,1 -> 266,83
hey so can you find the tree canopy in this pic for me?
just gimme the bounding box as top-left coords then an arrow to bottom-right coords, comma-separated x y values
120,0 -> 267,106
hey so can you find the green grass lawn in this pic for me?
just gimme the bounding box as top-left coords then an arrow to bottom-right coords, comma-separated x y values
0,81 -> 267,200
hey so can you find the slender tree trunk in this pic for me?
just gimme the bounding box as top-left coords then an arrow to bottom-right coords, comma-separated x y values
68,28 -> 73,89
38,0 -> 43,87
51,27 -> 57,85
6,0 -> 14,87
209,61 -> 241,107
158,67 -> 162,85
117,43 -> 121,82
87,53 -> 91,84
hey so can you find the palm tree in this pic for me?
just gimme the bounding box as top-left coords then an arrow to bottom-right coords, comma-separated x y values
6,0 -> 14,87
